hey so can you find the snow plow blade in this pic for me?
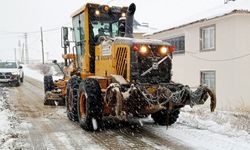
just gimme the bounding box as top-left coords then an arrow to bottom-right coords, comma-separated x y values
166,83 -> 216,112
44,92 -> 65,106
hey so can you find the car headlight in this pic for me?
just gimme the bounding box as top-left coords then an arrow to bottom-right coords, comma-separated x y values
12,71 -> 19,75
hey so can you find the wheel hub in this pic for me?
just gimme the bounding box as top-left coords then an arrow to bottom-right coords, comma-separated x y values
79,92 -> 87,120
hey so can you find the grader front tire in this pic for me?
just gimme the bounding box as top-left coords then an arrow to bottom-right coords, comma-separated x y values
77,78 -> 103,131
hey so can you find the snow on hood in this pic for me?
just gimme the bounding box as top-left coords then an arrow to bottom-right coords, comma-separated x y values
0,68 -> 18,73
113,37 -> 170,45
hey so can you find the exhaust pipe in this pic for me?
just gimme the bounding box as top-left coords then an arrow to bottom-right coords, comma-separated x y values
125,3 -> 136,38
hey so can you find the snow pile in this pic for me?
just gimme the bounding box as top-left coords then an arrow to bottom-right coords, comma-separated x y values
0,88 -> 11,132
139,106 -> 250,150
161,106 -> 250,150
23,64 -> 63,82
178,106 -> 250,138
22,65 -> 44,82
0,88 -> 19,149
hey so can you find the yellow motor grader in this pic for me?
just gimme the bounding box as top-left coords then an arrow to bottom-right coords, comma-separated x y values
43,3 -> 216,131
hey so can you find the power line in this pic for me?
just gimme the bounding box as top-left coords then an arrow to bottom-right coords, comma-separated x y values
28,27 -> 60,34
0,34 -> 24,39
186,51 -> 250,62
0,27 -> 60,36
44,37 -> 55,51
29,36 -> 41,46
0,27 -> 61,41
0,31 -> 24,35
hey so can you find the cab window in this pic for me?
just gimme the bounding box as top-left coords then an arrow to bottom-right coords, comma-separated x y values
72,12 -> 85,68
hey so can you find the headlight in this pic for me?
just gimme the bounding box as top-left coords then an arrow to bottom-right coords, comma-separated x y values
139,45 -> 148,54
160,46 -> 168,55
95,10 -> 100,16
121,12 -> 126,17
12,71 -> 19,75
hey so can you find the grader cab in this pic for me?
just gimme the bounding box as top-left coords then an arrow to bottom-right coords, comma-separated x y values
44,3 -> 216,131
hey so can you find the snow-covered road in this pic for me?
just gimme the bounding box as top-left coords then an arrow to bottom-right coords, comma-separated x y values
0,65 -> 249,150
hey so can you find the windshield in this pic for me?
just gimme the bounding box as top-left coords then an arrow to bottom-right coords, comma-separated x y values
88,5 -> 122,40
0,62 -> 17,68
91,21 -> 119,38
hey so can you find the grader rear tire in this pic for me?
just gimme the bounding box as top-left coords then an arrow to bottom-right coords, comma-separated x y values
66,76 -> 81,122
77,78 -> 103,131
151,109 -> 180,126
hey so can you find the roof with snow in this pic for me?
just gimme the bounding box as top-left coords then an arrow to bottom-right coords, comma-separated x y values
133,21 -> 157,34
133,25 -> 157,34
146,0 -> 250,36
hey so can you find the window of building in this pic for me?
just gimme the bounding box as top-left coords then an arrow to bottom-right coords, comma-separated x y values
200,25 -> 215,51
201,71 -> 216,92
164,36 -> 185,53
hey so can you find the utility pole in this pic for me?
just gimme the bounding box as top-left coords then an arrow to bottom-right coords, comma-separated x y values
40,27 -> 45,64
24,33 -> 29,64
21,43 -> 25,63
18,40 -> 21,62
14,48 -> 17,62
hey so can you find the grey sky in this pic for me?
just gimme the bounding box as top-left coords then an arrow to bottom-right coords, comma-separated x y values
0,0 -> 228,62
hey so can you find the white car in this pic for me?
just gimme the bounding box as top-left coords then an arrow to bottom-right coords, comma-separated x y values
0,61 -> 24,86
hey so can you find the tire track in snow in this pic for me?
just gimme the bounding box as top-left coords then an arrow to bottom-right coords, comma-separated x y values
54,132 -> 75,150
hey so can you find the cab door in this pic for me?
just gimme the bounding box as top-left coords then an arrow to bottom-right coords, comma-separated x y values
72,12 -> 85,70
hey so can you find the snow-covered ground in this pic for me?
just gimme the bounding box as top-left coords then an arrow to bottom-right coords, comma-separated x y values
0,64 -> 63,149
0,88 -> 11,132
143,106 -> 250,150
2,64 -> 248,150
0,88 -> 19,149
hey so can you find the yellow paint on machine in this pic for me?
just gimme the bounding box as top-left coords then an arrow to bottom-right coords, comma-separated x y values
95,44 -> 130,80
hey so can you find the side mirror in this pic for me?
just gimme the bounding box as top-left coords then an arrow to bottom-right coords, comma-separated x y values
63,27 -> 68,41
52,60 -> 57,64
61,27 -> 69,48
18,66 -> 23,69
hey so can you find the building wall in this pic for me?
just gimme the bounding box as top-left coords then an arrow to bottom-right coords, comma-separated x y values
147,13 -> 250,111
